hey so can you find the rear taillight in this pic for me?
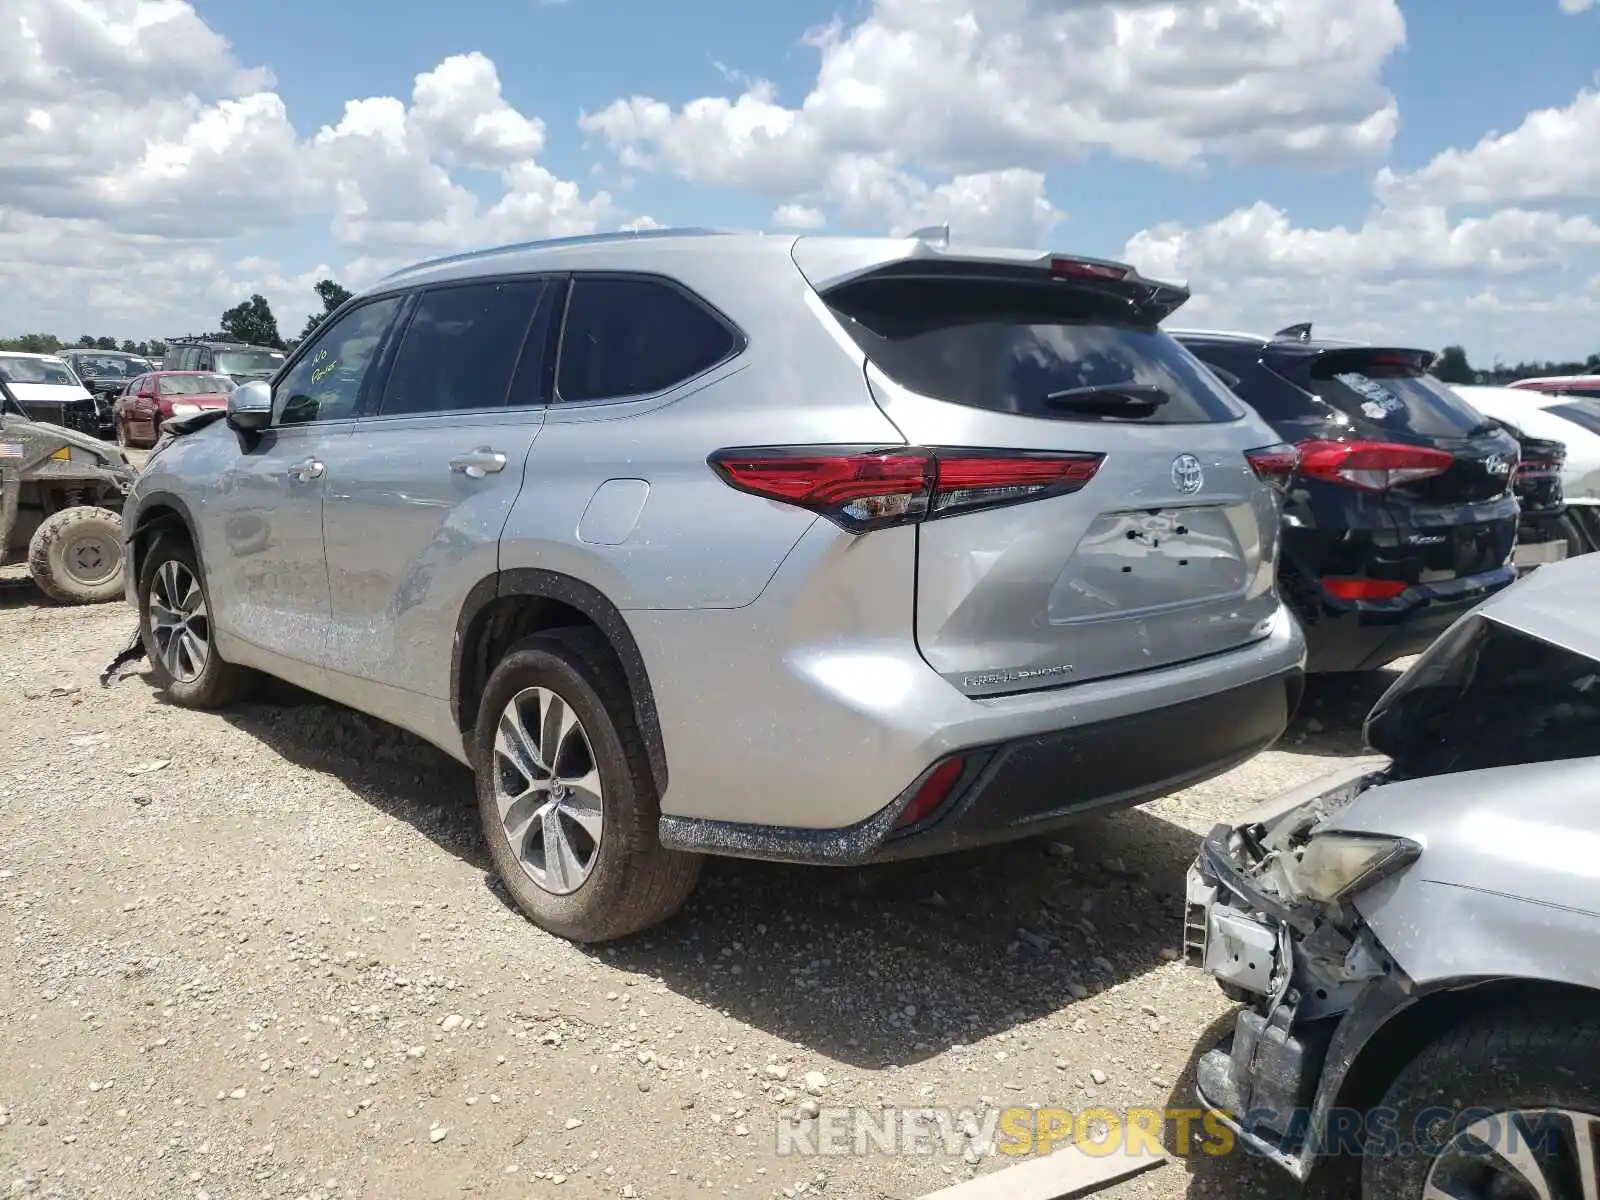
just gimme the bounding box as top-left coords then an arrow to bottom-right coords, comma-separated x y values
1296,439 -> 1455,492
707,446 -> 1104,533
1322,577 -> 1408,601
1245,443 -> 1299,486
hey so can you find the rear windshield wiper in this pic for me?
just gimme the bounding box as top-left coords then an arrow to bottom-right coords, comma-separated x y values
1043,383 -> 1171,414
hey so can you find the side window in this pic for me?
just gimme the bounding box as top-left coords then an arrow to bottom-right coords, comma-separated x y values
274,297 -> 405,426
376,279 -> 549,417
556,276 -> 738,403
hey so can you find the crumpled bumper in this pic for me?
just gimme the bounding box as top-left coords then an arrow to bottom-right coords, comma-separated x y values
1179,758 -> 1395,1180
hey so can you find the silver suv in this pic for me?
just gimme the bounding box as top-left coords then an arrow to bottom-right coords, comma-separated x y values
123,229 -> 1307,942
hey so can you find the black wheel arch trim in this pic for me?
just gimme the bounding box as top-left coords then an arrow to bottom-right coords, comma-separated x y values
126,490 -> 202,582
452,568 -> 668,794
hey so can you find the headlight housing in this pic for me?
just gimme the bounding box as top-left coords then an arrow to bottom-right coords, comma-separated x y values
170,403 -> 202,418
1282,833 -> 1421,905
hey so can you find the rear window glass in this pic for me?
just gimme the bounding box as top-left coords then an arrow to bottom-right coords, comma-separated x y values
823,277 -> 1241,424
1306,354 -> 1488,437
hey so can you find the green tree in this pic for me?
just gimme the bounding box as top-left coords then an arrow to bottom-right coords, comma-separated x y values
299,278 -> 354,340
219,294 -> 285,349
0,333 -> 63,353
1433,345 -> 1475,384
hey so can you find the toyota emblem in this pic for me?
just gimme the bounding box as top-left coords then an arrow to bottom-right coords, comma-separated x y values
1171,454 -> 1204,495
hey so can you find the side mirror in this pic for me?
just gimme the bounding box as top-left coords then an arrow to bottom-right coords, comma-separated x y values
138,386 -> 155,399
227,380 -> 272,431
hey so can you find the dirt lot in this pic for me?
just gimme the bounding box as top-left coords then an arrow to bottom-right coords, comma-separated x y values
0,575 -> 1395,1200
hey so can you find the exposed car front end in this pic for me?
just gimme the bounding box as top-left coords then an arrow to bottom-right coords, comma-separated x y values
1184,555 -> 1600,1190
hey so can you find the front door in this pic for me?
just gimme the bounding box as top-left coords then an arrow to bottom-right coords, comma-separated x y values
201,295 -> 407,672
320,277 -> 557,703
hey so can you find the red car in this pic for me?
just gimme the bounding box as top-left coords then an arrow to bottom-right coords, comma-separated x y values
113,371 -> 235,448
1509,374 -> 1600,399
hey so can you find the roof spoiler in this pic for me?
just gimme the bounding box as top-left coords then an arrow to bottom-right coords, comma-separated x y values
794,239 -> 1192,323
1272,322 -> 1314,343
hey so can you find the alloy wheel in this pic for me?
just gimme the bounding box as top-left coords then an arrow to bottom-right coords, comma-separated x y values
491,686 -> 604,896
1423,1108 -> 1600,1199
147,559 -> 209,683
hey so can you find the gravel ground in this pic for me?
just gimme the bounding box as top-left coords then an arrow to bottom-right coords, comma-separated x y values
0,575 -> 1399,1200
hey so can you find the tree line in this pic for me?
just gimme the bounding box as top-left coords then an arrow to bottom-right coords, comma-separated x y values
1431,345 -> 1599,386
0,279 -> 353,360
4,288 -> 1594,388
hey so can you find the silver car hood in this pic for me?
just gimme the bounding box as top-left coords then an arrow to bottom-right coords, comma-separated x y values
1322,757 -> 1600,916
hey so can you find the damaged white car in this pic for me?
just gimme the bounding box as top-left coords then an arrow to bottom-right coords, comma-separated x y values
1186,550 -> 1600,1199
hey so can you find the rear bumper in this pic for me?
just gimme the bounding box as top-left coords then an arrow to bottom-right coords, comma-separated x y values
1302,566 -> 1514,672
660,666 -> 1302,865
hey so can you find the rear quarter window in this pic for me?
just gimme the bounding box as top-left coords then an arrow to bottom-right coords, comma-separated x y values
823,277 -> 1242,424
555,276 -> 739,403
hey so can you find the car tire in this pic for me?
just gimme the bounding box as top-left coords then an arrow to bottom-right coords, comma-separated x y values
1359,1009 -> 1600,1200
472,628 -> 702,943
27,506 -> 126,604
1557,510 -> 1592,559
137,533 -> 252,708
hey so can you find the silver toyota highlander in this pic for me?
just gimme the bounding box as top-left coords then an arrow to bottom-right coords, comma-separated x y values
122,228 -> 1306,941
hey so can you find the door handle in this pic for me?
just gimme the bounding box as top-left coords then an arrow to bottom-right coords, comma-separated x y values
449,448 -> 507,479
287,458 -> 325,482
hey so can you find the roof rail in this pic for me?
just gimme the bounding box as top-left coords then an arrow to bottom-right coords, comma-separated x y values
378,226 -> 737,284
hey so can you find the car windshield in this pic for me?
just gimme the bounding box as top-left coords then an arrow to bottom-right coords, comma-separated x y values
216,349 -> 285,375
0,357 -> 79,386
74,355 -> 146,379
159,374 -> 233,396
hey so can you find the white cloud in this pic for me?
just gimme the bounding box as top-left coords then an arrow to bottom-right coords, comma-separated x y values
1375,89 -> 1600,209
582,0 -> 1405,235
773,203 -> 827,230
1560,0 -> 1595,12
1122,86 -> 1600,361
0,3 -> 640,340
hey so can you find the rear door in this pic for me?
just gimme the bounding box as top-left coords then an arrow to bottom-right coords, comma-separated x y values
815,267 -> 1285,696
320,275 -> 557,698
1277,348 -> 1520,583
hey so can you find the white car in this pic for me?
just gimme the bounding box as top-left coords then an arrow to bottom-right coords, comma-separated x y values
0,351 -> 103,440
1451,384 -> 1600,553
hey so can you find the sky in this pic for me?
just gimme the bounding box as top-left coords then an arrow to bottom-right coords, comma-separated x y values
2,0 -> 1597,366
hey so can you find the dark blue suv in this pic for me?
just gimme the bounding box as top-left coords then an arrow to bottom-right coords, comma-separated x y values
1176,325 -> 1521,673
